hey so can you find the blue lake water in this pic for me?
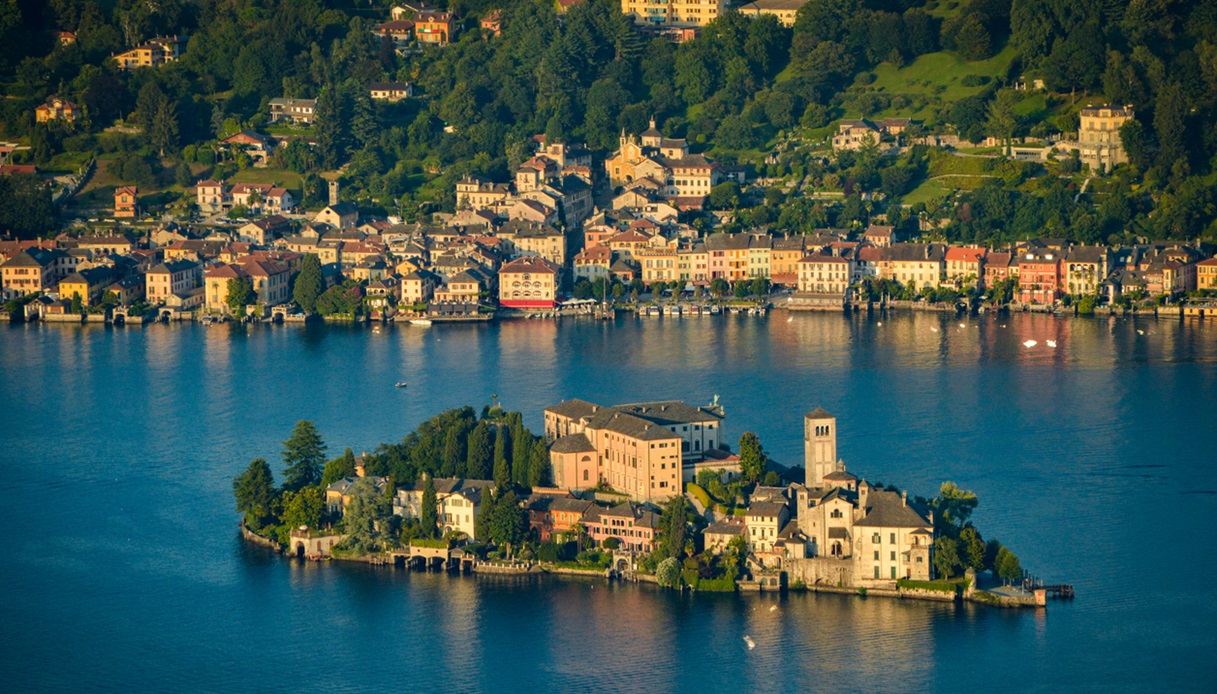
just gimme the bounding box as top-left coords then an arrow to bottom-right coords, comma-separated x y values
1,311 -> 1215,691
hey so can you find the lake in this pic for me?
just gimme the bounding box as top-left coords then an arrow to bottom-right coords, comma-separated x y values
1,311 -> 1215,691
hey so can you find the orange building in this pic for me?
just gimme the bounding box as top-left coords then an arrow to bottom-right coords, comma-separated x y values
498,256 -> 559,309
114,186 -> 138,218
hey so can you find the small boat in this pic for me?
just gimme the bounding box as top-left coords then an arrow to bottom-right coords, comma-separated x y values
708,306 -> 720,315
394,381 -> 408,389
1046,339 -> 1057,348
930,326 -> 939,333
743,635 -> 756,650
409,319 -> 432,326
1023,339 -> 1038,348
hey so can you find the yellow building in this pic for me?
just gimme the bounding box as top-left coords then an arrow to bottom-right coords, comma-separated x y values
35,96 -> 77,124
144,260 -> 198,305
499,256 -> 559,309
736,0 -> 807,27
1078,105 -> 1133,173
637,247 -> 679,284
57,268 -> 112,307
621,0 -> 726,25
112,36 -> 181,70
883,243 -> 946,290
1,248 -> 69,296
1197,258 -> 1217,291
797,255 -> 853,295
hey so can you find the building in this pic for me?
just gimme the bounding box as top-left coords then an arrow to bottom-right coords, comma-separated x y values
1077,105 -> 1133,173
370,82 -> 413,102
394,476 -> 495,540
620,0 -> 726,26
114,186 -> 138,218
1197,257 -> 1217,291
196,179 -> 226,214
944,246 -> 986,289
112,36 -> 181,69
498,256 -> 559,309
1017,248 -> 1062,304
545,398 -> 725,502
745,501 -> 791,553
605,118 -> 722,205
832,120 -> 882,152
581,502 -> 660,554
314,203 -> 359,229
375,19 -> 415,42
414,10 -> 455,45
736,0 -> 807,26
883,243 -> 946,290
242,258 -> 292,306
1063,246 -> 1108,297
268,98 -> 317,125
790,409 -> 934,586
35,96 -> 77,124
797,254 -> 853,296
326,475 -> 390,515
1,248 -> 70,296
219,131 -> 274,167
145,260 -> 201,305
204,264 -> 248,313
704,519 -> 746,553
57,267 -> 112,307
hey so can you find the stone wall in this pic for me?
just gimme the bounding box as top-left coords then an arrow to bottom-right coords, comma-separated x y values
787,557 -> 854,588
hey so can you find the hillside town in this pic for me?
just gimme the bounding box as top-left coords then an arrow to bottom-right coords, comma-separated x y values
3,2 -> 1216,324
238,398 -> 1043,604
3,112 -> 1215,324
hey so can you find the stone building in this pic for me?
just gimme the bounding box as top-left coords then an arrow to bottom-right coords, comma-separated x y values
1077,105 -> 1133,173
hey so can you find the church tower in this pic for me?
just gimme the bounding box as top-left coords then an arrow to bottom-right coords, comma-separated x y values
804,407 -> 837,487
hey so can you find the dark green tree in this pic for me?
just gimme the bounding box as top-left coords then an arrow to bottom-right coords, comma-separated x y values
292,254 -> 324,314
233,458 -> 276,528
995,546 -> 1023,583
933,536 -> 963,579
321,448 -> 357,488
959,525 -> 986,572
282,420 -> 327,491
420,474 -> 438,539
738,432 -> 766,484
281,486 -> 323,531
466,421 -> 494,481
225,277 -> 255,314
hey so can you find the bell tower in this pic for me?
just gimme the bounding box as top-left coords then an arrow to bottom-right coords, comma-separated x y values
804,407 -> 837,487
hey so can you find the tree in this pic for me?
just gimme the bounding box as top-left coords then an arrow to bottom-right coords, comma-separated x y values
528,437 -> 549,487
492,424 -> 510,482
420,474 -> 438,538
321,448 -> 357,488
351,92 -> 379,149
150,97 -> 179,157
987,89 -> 1019,155
995,546 -> 1023,583
292,254 -> 324,314
233,458 -> 275,528
314,83 -> 349,168
660,495 -> 689,560
441,425 -> 465,478
225,277 -> 255,314
465,422 -> 494,481
933,536 -> 963,579
282,420 -> 327,491
488,490 -> 527,556
738,432 -> 766,484
656,557 -> 681,588
342,477 -> 391,552
281,486 -> 323,531
932,481 -> 978,532
959,526 -> 986,572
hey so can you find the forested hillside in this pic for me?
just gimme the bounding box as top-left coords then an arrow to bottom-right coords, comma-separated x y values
1,0 -> 1214,241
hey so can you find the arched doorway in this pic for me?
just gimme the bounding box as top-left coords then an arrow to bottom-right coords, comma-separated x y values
295,542 -> 305,559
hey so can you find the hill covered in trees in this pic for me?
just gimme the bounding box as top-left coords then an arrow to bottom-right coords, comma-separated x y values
2,0 -> 1215,241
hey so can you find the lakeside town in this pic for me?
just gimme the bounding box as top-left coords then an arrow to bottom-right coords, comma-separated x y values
3,3 -> 1217,326
235,397 -> 1060,608
5,116 -> 1216,325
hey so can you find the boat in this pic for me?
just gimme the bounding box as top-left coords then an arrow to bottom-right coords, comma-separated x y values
708,305 -> 720,315
409,319 -> 432,326
394,381 -> 408,388
743,635 -> 756,650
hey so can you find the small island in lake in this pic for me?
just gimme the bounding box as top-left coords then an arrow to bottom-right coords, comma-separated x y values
234,398 -> 1062,607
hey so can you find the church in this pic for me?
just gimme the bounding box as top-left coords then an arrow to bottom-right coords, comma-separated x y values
603,118 -> 722,206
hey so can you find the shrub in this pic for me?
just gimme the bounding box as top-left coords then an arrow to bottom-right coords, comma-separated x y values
656,557 -> 681,588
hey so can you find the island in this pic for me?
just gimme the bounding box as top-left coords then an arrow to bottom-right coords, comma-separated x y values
234,397 -> 1066,608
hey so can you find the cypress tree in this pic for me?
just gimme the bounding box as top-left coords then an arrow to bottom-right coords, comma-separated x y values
282,421 -> 327,491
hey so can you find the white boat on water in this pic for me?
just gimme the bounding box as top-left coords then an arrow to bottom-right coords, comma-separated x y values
394,381 -> 408,389
409,319 -> 432,326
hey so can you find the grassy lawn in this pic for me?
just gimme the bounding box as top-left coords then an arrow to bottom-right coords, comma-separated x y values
231,167 -> 304,191
865,46 -> 1017,103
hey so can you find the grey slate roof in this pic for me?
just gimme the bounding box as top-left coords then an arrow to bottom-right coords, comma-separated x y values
854,490 -> 931,528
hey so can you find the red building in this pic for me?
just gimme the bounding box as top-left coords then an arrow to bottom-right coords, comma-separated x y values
1017,249 -> 1062,304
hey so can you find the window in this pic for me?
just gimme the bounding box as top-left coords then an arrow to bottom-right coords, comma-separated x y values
873,551 -> 879,560
890,533 -> 896,544
890,551 -> 896,561
873,566 -> 880,579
